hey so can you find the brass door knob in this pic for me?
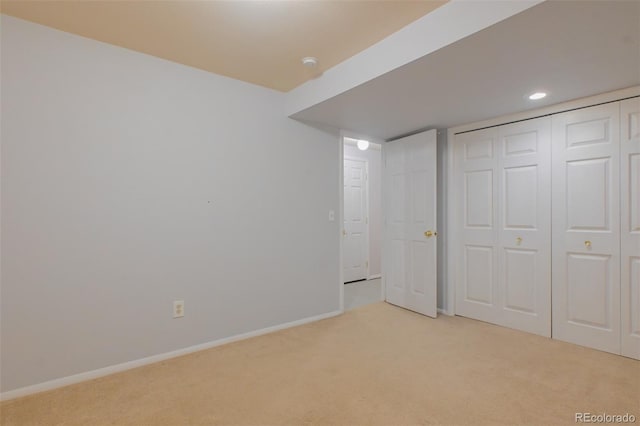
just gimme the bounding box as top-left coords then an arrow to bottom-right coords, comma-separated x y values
516,237 -> 522,245
585,240 -> 592,248
424,230 -> 437,237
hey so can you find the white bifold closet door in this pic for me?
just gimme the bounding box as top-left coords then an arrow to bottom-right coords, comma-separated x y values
621,97 -> 640,360
552,103 -> 621,354
455,117 -> 551,337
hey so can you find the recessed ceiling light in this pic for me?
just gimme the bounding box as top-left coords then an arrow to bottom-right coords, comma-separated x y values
302,57 -> 318,68
357,140 -> 370,151
528,92 -> 547,100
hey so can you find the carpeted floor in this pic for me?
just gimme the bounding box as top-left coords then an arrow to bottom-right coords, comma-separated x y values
1,302 -> 638,426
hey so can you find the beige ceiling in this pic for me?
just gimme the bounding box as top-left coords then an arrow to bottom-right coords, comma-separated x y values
1,0 -> 447,92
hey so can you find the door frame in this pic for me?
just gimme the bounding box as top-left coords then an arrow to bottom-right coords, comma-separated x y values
338,130 -> 385,312
446,85 -> 640,318
343,155 -> 370,283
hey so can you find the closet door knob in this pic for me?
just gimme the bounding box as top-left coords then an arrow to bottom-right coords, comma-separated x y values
516,237 -> 522,245
585,240 -> 592,248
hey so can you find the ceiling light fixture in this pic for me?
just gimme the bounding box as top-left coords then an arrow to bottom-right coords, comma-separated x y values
528,92 -> 547,100
302,57 -> 318,68
357,139 -> 370,151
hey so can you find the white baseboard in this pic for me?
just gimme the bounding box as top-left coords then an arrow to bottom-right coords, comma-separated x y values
0,309 -> 342,402
437,308 -> 453,316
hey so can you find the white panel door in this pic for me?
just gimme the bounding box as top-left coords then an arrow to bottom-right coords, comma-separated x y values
343,158 -> 368,283
383,130 -> 437,317
454,128 -> 501,325
454,119 -> 551,337
498,118 -> 551,337
621,97 -> 640,360
552,103 -> 621,355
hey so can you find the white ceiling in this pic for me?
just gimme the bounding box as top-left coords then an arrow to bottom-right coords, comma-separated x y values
291,0 -> 640,140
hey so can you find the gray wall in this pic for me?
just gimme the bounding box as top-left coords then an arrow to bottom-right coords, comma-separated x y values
1,16 -> 340,392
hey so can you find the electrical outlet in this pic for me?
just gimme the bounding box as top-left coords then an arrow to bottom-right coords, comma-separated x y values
173,300 -> 184,318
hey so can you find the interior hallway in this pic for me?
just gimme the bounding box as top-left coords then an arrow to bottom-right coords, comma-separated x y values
344,278 -> 382,311
1,302 -> 637,426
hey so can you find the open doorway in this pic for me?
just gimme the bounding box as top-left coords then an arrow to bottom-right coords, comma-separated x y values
339,130 -> 442,317
342,136 -> 383,311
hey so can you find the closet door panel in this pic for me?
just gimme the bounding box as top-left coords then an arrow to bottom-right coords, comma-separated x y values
455,117 -> 551,336
566,253 -> 613,328
464,245 -> 494,305
552,103 -> 621,354
455,128 -> 501,324
465,170 -> 494,230
621,97 -> 640,360
498,118 -> 551,337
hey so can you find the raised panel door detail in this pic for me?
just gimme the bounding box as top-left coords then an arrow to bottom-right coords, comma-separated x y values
465,170 -> 493,228
628,112 -> 639,140
343,158 -> 368,283
349,187 -> 363,222
504,166 -> 537,229
497,117 -> 551,337
391,240 -> 406,289
344,233 -> 365,272
622,97 -> 640,359
552,101 -> 620,355
464,138 -> 493,160
630,257 -> 640,337
567,253 -> 612,329
504,131 -> 538,156
455,127 -> 499,326
411,241 -> 429,295
351,167 -> 363,182
391,174 -> 405,224
566,118 -> 610,148
385,148 -> 403,172
412,171 -> 428,224
384,130 -> 437,318
504,248 -> 537,314
457,120 -> 550,335
566,158 -> 610,231
464,245 -> 493,305
630,154 -> 640,233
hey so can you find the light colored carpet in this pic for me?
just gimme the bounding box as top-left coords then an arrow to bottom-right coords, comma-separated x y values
1,302 -> 638,426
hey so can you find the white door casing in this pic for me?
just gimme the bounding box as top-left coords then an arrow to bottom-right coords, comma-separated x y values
552,102 -> 621,355
383,130 -> 438,317
454,118 -> 551,337
621,97 -> 640,360
343,158 -> 368,283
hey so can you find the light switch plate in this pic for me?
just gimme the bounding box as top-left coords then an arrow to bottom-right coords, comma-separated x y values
173,300 -> 184,318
